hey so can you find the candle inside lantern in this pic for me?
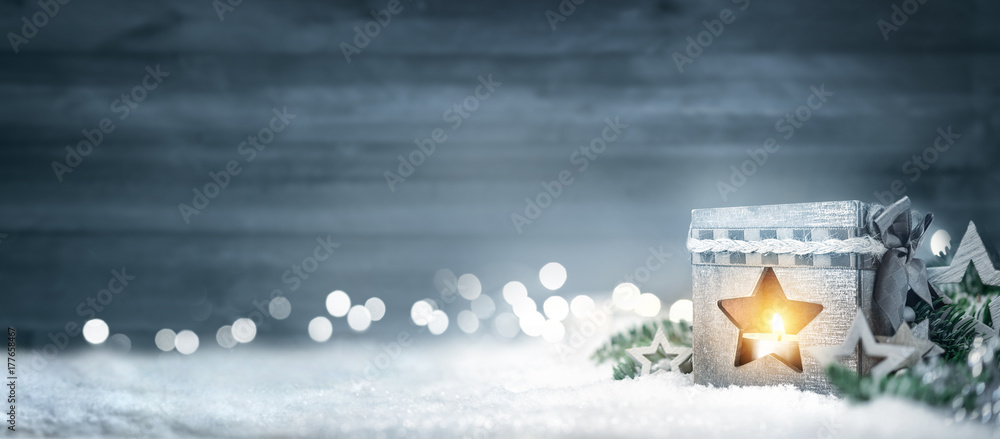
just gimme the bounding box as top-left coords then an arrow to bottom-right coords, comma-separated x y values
737,313 -> 802,370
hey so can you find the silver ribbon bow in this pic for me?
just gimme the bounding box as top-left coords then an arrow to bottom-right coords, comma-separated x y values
871,196 -> 935,333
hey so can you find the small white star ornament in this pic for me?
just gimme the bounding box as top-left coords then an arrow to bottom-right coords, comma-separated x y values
625,328 -> 693,376
910,319 -> 945,358
876,323 -> 942,371
806,308 -> 915,379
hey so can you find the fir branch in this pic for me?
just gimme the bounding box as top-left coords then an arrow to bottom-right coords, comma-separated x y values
591,319 -> 692,365
592,319 -> 692,380
826,338 -> 1000,423
612,357 -> 640,381
825,363 -> 960,407
912,298 -> 977,362
935,262 -> 1000,320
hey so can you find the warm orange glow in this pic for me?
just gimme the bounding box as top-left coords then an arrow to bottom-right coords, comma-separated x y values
771,313 -> 785,336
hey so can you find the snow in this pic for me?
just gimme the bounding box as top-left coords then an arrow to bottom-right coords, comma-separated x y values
19,337 -> 996,438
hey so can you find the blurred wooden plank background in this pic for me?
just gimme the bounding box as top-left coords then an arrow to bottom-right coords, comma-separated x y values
1,0 -> 998,345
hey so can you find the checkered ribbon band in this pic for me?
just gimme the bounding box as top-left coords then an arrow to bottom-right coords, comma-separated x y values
688,228 -> 883,269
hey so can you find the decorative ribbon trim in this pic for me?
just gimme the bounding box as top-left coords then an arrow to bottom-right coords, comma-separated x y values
870,196 -> 936,334
685,236 -> 886,256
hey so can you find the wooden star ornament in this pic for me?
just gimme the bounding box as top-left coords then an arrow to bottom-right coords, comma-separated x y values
625,328 -> 693,376
966,299 -> 1000,341
876,322 -> 942,372
928,222 -> 1000,286
806,308 -> 915,379
911,320 -> 945,357
927,222 -> 1000,341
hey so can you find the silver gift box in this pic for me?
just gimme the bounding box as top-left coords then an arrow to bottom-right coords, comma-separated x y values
690,200 -> 881,394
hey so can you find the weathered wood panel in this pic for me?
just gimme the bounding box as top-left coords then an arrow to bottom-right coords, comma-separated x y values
0,0 -> 997,344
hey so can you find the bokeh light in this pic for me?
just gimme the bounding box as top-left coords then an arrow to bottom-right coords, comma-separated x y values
457,310 -> 479,334
268,296 -> 291,320
347,305 -> 372,332
107,333 -> 131,352
216,325 -> 237,349
471,295 -> 496,319
365,297 -> 386,321
502,281 -> 528,305
82,319 -> 109,344
570,295 -> 595,318
232,318 -> 257,343
542,319 -> 565,343
428,310 -> 449,335
930,229 -> 951,257
493,312 -> 519,338
155,328 -> 176,351
326,290 -> 351,317
411,300 -> 434,326
669,299 -> 694,323
457,273 -> 482,300
539,262 -> 567,290
512,297 -> 537,318
308,316 -> 333,342
433,268 -> 458,296
612,282 -> 640,310
174,330 -> 199,355
543,296 -> 569,321
635,293 -> 662,317
519,311 -> 545,337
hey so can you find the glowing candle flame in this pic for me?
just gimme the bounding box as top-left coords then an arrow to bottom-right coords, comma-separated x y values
772,313 -> 784,336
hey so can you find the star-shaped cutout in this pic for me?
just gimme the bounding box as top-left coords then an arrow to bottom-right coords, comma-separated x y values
718,267 -> 823,371
876,322 -> 942,372
625,328 -> 693,376
807,308 -> 915,378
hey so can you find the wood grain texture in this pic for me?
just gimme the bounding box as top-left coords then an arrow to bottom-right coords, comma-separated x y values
928,222 -> 1000,286
0,0 -> 998,344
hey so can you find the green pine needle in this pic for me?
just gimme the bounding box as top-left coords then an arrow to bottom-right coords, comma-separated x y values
824,363 -> 965,407
612,357 -> 641,380
935,262 -> 1000,322
829,250 -> 1000,418
592,319 -> 693,380
912,298 -> 978,363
